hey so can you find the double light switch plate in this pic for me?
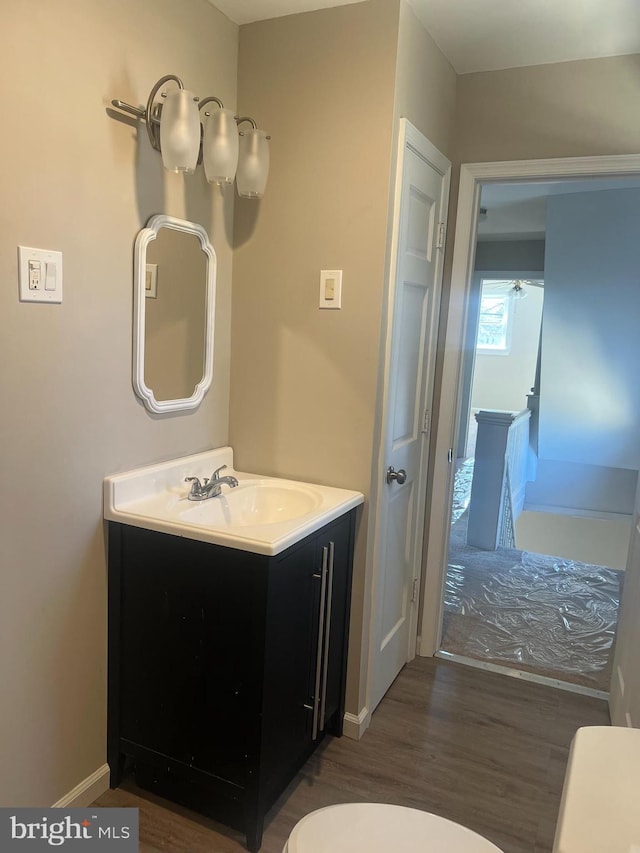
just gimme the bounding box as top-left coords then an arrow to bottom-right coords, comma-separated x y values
18,245 -> 63,303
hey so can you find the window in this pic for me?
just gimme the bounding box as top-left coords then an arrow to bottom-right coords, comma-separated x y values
477,284 -> 512,353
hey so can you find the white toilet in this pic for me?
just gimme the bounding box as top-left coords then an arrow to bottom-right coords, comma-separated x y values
553,725 -> 640,852
282,803 -> 503,852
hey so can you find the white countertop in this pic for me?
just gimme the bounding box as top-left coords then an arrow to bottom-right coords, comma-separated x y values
104,447 -> 364,556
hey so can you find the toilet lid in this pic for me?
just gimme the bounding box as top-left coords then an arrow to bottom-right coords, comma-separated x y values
285,803 -> 503,853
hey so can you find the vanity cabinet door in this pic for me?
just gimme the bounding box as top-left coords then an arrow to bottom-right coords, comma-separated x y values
260,512 -> 357,780
115,526 -> 268,787
260,536 -> 320,803
259,510 -> 355,808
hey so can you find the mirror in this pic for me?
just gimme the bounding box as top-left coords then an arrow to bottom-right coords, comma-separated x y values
133,215 -> 216,413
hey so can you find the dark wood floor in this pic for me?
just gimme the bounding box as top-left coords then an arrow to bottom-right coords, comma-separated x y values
95,656 -> 610,852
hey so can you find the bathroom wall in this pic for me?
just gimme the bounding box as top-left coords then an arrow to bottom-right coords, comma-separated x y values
230,0 -> 457,717
393,0 -> 457,157
231,0 -> 401,716
0,0 -> 237,806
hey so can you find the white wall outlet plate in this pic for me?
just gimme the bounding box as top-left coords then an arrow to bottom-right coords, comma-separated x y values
18,245 -> 63,303
319,269 -> 342,309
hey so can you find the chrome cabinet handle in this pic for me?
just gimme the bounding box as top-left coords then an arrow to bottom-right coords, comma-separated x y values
311,548 -> 328,741
319,540 -> 334,732
386,466 -> 407,485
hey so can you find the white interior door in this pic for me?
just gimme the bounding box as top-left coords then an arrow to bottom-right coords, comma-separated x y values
370,120 -> 450,712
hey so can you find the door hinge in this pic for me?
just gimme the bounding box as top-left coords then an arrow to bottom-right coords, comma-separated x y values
436,222 -> 446,249
422,409 -> 430,434
411,577 -> 419,603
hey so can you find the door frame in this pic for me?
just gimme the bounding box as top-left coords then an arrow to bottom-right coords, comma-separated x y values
419,153 -> 640,658
365,118 -> 450,717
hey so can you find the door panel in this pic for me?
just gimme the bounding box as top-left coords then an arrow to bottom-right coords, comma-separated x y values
391,283 -> 431,444
380,479 -> 413,647
407,186 -> 435,260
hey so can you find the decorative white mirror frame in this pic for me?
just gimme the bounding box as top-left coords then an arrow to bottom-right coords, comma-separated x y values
133,214 -> 216,414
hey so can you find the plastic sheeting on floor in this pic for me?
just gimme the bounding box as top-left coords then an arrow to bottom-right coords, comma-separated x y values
442,550 -> 621,684
451,457 -> 474,525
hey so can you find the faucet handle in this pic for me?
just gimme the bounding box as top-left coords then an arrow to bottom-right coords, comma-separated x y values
185,476 -> 203,496
211,464 -> 227,481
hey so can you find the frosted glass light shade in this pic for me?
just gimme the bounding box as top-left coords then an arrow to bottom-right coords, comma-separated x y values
203,108 -> 239,185
236,129 -> 270,199
159,88 -> 200,174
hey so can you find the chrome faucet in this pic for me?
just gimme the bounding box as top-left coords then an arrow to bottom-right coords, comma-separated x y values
185,464 -> 239,501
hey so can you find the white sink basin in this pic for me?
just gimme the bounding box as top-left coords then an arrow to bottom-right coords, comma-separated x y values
103,447 -> 363,556
180,480 -> 322,528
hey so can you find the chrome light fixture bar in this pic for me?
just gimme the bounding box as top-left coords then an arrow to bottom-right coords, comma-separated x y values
111,75 -> 270,195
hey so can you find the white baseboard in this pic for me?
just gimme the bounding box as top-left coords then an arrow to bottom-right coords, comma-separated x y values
52,763 -> 110,808
343,706 -> 371,740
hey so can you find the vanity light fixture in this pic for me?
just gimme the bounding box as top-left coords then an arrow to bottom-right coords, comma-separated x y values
200,97 -> 239,185
159,81 -> 201,174
235,117 -> 270,199
110,75 -> 270,196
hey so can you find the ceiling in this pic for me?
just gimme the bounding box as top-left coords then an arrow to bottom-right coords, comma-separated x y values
209,0 -> 366,26
477,178 -> 640,242
209,0 -> 640,73
407,0 -> 640,74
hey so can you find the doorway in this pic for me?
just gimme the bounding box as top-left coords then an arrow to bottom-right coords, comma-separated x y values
420,155 -> 640,701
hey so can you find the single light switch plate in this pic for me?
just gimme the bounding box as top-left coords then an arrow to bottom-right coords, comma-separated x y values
319,269 -> 342,309
18,245 -> 63,303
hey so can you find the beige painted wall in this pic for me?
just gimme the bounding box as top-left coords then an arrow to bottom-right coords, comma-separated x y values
0,0 -> 237,806
455,54 -> 640,163
231,0 -> 458,716
394,0 -> 456,158
231,0 -> 401,713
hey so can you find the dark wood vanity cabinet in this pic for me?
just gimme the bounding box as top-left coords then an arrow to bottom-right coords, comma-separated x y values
107,510 -> 356,852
